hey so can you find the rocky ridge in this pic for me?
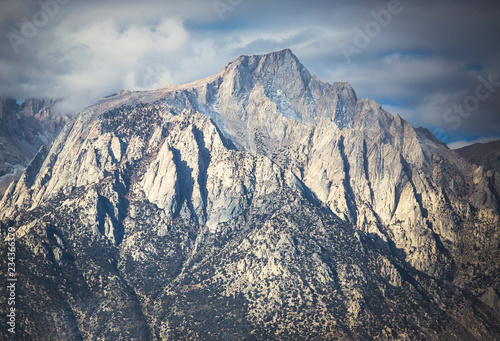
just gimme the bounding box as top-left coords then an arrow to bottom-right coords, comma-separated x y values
455,139 -> 500,173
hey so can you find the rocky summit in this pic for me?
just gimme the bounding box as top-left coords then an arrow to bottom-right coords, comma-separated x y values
1,49 -> 499,340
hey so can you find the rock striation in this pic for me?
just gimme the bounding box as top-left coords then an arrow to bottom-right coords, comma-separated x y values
1,49 -> 499,340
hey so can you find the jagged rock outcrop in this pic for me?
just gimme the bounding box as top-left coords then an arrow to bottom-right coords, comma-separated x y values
1,49 -> 499,340
0,98 -> 69,196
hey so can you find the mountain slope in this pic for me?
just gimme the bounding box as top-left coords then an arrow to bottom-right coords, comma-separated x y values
0,98 -> 69,196
1,50 -> 499,340
455,140 -> 500,173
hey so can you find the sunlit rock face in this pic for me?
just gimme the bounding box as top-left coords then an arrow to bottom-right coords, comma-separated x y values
1,50 -> 499,340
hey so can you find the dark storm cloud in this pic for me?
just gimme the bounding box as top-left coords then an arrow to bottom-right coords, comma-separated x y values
0,0 -> 498,146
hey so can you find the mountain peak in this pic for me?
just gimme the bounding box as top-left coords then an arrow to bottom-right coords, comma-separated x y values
235,48 -> 297,63
216,48 -> 317,126
2,49 -> 500,340
275,47 -> 293,55
228,48 -> 311,84
257,47 -> 297,62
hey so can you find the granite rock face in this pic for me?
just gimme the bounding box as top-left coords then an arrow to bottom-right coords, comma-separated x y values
1,50 -> 499,340
0,98 -> 69,196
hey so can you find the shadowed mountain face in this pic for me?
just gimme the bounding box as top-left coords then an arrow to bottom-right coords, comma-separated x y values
1,49 -> 499,340
455,140 -> 500,173
0,98 -> 69,196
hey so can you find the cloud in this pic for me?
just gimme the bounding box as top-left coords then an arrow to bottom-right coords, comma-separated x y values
0,0 -> 498,145
0,0 -> 222,112
50,16 -> 191,111
448,136 -> 500,150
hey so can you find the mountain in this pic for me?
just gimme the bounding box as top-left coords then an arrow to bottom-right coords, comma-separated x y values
1,49 -> 499,340
455,140 -> 500,173
0,98 -> 69,196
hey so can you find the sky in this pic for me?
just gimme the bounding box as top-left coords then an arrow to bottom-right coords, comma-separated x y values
0,0 -> 499,148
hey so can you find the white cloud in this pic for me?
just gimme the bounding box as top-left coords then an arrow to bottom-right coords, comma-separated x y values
0,0 -> 498,143
448,136 -> 500,150
11,15 -> 193,112
324,54 -> 466,102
